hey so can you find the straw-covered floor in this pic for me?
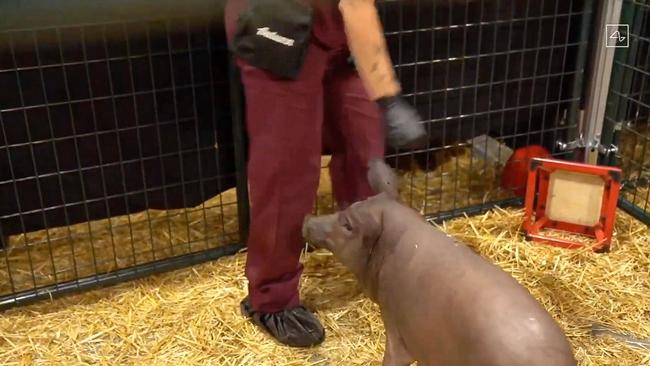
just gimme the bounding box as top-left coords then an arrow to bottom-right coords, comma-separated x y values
618,125 -> 650,211
0,150 -> 649,365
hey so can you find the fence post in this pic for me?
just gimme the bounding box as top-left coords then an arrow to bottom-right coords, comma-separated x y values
228,57 -> 250,245
580,0 -> 624,164
563,0 -> 595,161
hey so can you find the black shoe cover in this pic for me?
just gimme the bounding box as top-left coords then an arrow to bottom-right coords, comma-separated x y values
240,297 -> 325,348
377,95 -> 428,150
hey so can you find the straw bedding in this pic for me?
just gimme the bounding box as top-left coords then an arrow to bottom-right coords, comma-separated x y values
618,125 -> 650,212
0,150 -> 648,365
0,187 -> 240,295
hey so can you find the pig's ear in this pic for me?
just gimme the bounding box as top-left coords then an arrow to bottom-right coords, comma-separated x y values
367,158 -> 400,200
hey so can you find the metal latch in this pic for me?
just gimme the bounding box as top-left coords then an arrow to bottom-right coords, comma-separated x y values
556,134 -> 586,151
588,133 -> 618,158
556,133 -> 618,158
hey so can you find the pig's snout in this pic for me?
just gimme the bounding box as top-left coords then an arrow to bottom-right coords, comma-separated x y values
302,214 -> 337,249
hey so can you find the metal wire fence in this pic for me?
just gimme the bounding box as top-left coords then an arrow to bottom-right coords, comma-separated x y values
0,0 -> 600,309
604,0 -> 650,224
352,0 -> 593,221
0,15 -> 243,308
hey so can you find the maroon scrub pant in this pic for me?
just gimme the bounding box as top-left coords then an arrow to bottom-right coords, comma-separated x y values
226,0 -> 385,313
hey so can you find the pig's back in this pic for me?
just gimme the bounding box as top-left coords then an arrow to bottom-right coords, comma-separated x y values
377,208 -> 574,365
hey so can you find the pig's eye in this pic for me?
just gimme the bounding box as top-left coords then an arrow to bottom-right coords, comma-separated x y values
339,215 -> 354,232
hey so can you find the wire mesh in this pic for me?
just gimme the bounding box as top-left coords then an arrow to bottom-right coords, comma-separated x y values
0,16 -> 241,308
604,0 -> 650,224
0,0 -> 599,309
366,0 -> 595,219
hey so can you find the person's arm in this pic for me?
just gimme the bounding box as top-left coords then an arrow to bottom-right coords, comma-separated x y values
338,0 -> 427,149
338,0 -> 399,100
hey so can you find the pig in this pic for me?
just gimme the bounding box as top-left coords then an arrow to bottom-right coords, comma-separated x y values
302,159 -> 577,366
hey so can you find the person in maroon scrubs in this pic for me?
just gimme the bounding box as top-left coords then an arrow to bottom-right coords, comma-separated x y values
224,0 -> 425,347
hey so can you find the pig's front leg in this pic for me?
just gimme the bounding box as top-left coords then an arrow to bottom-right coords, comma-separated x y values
383,325 -> 414,366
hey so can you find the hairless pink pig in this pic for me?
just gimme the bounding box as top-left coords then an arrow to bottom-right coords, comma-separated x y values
302,159 -> 577,366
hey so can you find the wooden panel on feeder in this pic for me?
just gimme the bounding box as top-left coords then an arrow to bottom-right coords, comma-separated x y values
546,170 -> 605,227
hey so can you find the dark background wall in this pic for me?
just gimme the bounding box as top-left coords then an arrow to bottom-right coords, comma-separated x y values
0,1 -> 235,238
379,0 -> 589,169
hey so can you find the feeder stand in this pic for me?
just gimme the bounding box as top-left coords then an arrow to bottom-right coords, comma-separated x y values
522,158 -> 622,252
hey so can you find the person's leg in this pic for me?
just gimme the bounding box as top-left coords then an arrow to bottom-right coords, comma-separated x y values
237,49 -> 327,346
324,60 -> 386,208
225,0 -> 328,347
241,58 -> 325,307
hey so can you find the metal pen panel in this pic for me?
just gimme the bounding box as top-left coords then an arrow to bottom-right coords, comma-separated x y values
378,0 -> 595,219
602,0 -> 650,224
0,15 -> 241,309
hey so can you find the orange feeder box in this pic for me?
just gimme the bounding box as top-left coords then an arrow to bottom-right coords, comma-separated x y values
522,158 -> 622,253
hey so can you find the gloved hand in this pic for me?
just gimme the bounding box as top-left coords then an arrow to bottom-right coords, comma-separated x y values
377,95 -> 428,150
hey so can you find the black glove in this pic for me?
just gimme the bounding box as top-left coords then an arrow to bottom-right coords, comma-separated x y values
377,95 -> 428,150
